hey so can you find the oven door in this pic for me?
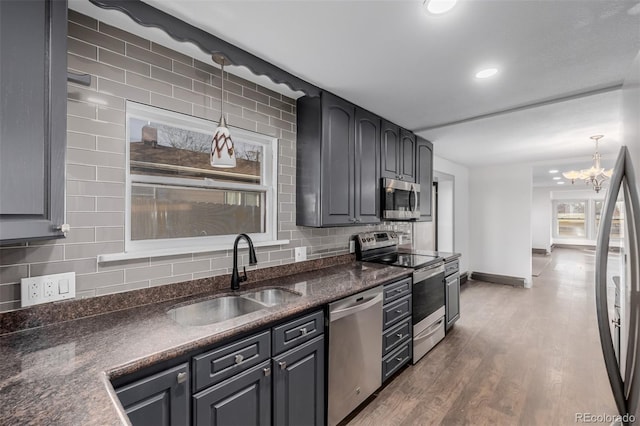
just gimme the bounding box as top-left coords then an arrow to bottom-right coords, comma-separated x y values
412,264 -> 445,326
382,178 -> 420,220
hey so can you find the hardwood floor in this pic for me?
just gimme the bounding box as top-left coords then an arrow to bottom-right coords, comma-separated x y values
348,248 -> 617,425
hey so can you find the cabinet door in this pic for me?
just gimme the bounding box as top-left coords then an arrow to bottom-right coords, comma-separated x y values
446,274 -> 460,330
116,363 -> 190,426
416,137 -> 434,221
194,361 -> 271,426
354,108 -> 381,224
399,129 -> 416,182
380,120 -> 400,180
273,335 -> 325,426
321,93 -> 355,225
0,0 -> 67,243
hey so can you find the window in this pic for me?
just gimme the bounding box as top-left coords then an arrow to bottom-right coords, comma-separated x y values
554,201 -> 586,238
595,200 -> 624,239
125,101 -> 278,253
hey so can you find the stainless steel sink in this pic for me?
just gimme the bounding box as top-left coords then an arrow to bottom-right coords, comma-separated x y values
241,288 -> 302,307
167,288 -> 302,326
167,296 -> 266,327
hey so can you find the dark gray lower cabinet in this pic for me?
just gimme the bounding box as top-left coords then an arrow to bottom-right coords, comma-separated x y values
116,363 -> 190,426
193,361 -> 272,426
273,335 -> 325,426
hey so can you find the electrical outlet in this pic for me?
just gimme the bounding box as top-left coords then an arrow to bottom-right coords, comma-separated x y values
294,247 -> 307,262
349,240 -> 355,254
21,272 -> 76,307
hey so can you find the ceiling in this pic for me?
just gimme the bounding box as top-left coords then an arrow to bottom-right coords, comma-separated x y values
73,0 -> 640,170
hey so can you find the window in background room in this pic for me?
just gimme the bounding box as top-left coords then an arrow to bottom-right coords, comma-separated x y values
595,199 -> 624,239
126,101 -> 278,253
554,201 -> 587,238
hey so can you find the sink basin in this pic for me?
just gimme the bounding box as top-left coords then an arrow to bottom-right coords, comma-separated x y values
241,288 -> 302,307
168,296 -> 266,327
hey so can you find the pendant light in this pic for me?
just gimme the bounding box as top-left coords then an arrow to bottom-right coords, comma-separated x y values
210,53 -> 236,168
562,135 -> 614,193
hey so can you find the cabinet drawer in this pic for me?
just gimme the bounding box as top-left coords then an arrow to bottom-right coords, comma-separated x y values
382,342 -> 411,382
193,330 -> 270,392
272,310 -> 324,356
383,295 -> 411,330
382,318 -> 411,356
383,277 -> 412,304
445,260 -> 459,276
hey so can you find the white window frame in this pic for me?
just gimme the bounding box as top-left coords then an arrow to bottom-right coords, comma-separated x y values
123,101 -> 280,256
552,199 -> 588,240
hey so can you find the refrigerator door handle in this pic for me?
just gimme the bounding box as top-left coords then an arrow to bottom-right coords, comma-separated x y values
595,147 -> 628,417
622,148 -> 640,418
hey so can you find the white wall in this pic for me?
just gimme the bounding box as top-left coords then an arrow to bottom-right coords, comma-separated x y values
433,156 -> 470,274
437,177 -> 455,252
469,164 -> 533,287
532,187 -> 552,252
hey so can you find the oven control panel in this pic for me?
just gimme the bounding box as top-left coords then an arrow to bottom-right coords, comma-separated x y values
356,231 -> 399,252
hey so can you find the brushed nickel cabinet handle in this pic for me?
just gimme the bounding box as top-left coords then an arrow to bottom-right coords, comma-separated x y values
235,354 -> 244,364
263,367 -> 271,376
176,372 -> 187,384
396,333 -> 403,338
279,361 -> 287,370
299,327 -> 307,335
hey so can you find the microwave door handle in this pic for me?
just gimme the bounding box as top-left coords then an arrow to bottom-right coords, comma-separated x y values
413,184 -> 418,213
595,147 -> 627,417
408,185 -> 415,212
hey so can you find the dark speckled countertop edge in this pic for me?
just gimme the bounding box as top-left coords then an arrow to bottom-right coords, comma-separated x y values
0,262 -> 412,426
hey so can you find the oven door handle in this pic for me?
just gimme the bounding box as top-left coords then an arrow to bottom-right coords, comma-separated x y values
414,318 -> 444,341
413,265 -> 444,282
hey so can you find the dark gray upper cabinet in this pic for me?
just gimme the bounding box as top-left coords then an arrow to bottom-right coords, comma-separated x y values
380,121 -> 400,180
381,122 -> 416,183
297,92 -> 380,227
416,137 -> 434,221
116,363 -> 190,426
0,0 -> 67,244
273,335 -> 325,426
354,108 -> 381,224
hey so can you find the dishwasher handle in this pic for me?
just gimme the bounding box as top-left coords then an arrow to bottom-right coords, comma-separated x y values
330,293 -> 383,323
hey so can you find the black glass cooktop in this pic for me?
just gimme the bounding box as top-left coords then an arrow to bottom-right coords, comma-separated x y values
367,252 -> 442,269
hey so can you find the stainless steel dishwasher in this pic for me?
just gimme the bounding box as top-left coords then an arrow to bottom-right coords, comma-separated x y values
328,285 -> 383,426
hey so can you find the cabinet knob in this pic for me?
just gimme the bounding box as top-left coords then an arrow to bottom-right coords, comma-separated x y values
396,333 -> 403,338
299,327 -> 307,335
396,357 -> 403,362
176,371 -> 187,384
263,367 -> 271,377
279,361 -> 287,370
235,354 -> 244,364
395,309 -> 402,314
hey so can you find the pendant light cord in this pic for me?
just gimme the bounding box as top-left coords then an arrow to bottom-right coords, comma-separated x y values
220,63 -> 225,121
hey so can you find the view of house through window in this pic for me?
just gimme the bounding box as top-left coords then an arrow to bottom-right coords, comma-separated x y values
126,102 -> 277,251
555,201 -> 586,237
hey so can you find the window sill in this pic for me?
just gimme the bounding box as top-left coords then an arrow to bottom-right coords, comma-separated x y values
97,239 -> 290,263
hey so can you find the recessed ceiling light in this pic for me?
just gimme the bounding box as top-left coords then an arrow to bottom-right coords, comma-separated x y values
548,169 -> 559,174
553,177 -> 561,180
475,68 -> 498,79
557,181 -> 565,185
423,0 -> 458,15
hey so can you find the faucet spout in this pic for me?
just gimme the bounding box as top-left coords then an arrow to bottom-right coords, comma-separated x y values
231,233 -> 258,291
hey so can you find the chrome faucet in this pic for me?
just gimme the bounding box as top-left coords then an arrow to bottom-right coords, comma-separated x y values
231,233 -> 258,291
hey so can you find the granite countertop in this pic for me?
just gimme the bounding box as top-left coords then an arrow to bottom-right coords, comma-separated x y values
0,262 -> 410,426
400,249 -> 461,263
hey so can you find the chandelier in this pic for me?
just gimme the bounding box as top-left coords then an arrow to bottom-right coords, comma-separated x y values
562,135 -> 613,193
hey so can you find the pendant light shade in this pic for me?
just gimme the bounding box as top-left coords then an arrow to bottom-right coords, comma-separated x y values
210,54 -> 236,168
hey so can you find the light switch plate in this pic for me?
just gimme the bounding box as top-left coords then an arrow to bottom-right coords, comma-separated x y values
294,247 -> 307,262
349,240 -> 355,253
21,272 -> 76,307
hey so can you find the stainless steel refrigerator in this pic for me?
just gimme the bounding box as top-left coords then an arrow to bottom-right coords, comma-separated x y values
596,146 -> 640,424
595,53 -> 640,425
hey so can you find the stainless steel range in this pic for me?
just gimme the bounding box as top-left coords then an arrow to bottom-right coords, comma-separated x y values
355,231 -> 446,363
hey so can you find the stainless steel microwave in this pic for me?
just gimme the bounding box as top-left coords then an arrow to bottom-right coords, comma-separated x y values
381,178 -> 420,220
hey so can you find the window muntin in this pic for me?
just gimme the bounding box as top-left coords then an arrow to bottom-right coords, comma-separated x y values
125,101 -> 278,253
